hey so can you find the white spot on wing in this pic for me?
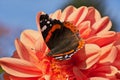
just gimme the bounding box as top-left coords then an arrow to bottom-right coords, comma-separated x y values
55,56 -> 63,59
41,25 -> 47,32
40,20 -> 42,23
45,19 -> 47,21
47,21 -> 50,24
65,55 -> 69,58
50,24 -> 52,26
68,53 -> 74,57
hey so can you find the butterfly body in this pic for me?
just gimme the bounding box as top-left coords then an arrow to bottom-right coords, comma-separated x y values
39,14 -> 84,60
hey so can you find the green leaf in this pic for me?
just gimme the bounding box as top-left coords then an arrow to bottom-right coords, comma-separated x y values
0,67 -> 4,74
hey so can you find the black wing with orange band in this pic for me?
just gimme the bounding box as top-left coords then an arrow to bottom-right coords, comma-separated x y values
39,14 -> 85,60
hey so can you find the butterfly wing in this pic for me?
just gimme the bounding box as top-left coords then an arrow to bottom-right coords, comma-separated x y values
39,14 -> 82,60
40,14 -> 62,40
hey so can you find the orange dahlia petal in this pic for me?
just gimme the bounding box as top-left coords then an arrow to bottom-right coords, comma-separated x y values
112,42 -> 120,69
15,39 -> 39,64
36,12 -> 45,32
67,6 -> 88,25
0,58 -> 42,77
78,21 -> 91,38
50,10 -> 61,20
87,31 -> 116,47
60,5 -> 76,21
4,73 -> 41,80
20,30 -> 40,49
91,17 -> 112,35
15,39 -> 30,60
72,44 -> 100,69
73,66 -> 87,80
84,7 -> 101,25
84,44 -> 100,69
99,46 -> 117,63
90,77 -> 109,80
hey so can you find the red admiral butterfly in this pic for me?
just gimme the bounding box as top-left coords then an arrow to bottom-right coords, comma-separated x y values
39,14 -> 85,60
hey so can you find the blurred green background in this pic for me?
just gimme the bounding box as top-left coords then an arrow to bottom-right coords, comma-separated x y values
0,0 -> 120,57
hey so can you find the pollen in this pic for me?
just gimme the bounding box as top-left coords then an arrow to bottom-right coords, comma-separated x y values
50,59 -> 69,80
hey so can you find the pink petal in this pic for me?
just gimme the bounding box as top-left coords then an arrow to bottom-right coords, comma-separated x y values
90,77 -> 109,80
67,6 -> 88,25
116,32 -> 120,40
36,12 -> 45,32
73,44 -> 100,69
85,44 -> 100,56
85,53 -> 100,69
20,30 -> 40,49
0,58 -> 42,77
84,44 -> 100,69
87,31 -> 116,47
92,63 -> 112,74
114,32 -> 120,46
73,66 -> 87,80
91,17 -> 112,35
50,10 -> 61,20
3,73 -> 11,80
35,37 -> 48,51
72,47 -> 87,69
35,37 -> 49,60
15,39 -> 40,66
106,66 -> 118,77
99,46 -> 117,63
12,51 -> 20,58
93,7 -> 101,21
4,74 -> 40,80
15,39 -> 39,65
83,7 -> 101,25
87,63 -> 118,79
15,39 -> 30,60
60,5 -> 76,21
78,21 -> 91,39
99,43 -> 113,58
112,45 -> 120,69
98,42 -> 118,64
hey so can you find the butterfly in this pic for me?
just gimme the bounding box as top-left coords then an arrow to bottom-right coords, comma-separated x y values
39,14 -> 85,60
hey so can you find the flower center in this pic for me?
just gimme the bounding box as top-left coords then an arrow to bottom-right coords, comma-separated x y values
50,59 -> 74,80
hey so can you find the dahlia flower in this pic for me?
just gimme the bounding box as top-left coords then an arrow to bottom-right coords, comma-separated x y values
0,5 -> 120,80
